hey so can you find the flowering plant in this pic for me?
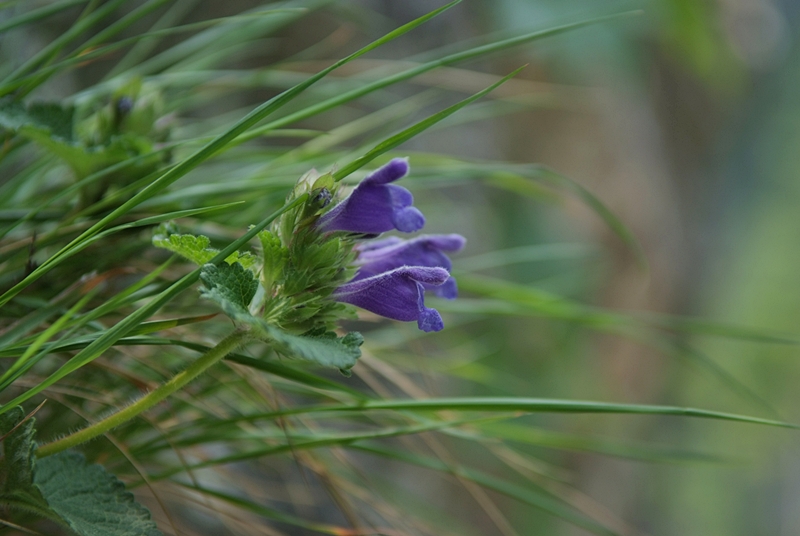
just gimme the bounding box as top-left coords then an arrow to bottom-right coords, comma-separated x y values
2,3 -> 791,536
153,158 -> 465,373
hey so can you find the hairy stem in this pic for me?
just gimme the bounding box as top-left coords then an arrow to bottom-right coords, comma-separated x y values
36,329 -> 250,457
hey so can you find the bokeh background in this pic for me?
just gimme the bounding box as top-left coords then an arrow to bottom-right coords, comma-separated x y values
369,1 -> 800,532
12,0 -> 800,534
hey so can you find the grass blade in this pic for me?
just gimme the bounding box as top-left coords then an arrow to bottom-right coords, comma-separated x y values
332,65 -> 526,181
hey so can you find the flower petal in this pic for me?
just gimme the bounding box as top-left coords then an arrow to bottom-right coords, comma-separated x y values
317,158 -> 425,234
427,276 -> 458,299
333,266 -> 448,332
353,234 -> 466,299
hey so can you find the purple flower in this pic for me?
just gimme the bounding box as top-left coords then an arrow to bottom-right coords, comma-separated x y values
317,158 -> 425,234
333,266 -> 449,332
353,234 -> 466,299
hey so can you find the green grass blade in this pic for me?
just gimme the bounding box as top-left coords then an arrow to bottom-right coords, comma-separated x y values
1,0 -> 129,90
332,65 -> 525,181
175,483 -> 353,535
0,288 -> 96,389
252,397 -> 799,429
124,0 -> 326,77
0,0 -> 88,34
2,10 -> 307,94
471,421 -> 728,463
104,0 -> 202,79
143,417 -> 496,479
533,166 -> 649,271
455,273 -> 630,329
352,444 -> 618,536
457,243 -> 593,271
233,11 -> 640,147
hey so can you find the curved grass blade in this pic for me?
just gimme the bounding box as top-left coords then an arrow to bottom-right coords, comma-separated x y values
352,444 -> 618,536
245,397 -> 799,429
470,421 -> 729,463
142,417 -> 505,480
533,165 -> 649,271
648,334 -> 782,419
332,66 -> 526,181
105,0 -> 202,79
457,243 -> 593,271
175,483 -> 356,535
454,273 -> 630,329
454,272 -> 800,346
1,0 -> 130,92
2,10 -> 309,94
234,11 -> 641,147
0,0 -> 88,34
124,0 -> 329,77
481,164 -> 648,271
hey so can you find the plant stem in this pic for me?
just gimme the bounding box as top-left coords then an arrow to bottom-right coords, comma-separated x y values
36,329 -> 250,458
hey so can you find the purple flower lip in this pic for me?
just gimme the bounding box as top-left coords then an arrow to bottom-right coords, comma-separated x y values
333,266 -> 449,332
353,234 -> 466,299
317,158 -> 425,234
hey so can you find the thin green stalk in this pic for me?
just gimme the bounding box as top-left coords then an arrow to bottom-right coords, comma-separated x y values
35,329 -> 250,458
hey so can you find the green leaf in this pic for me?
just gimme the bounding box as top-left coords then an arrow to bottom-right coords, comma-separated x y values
0,407 -> 53,520
199,262 -> 259,320
0,98 -> 74,141
152,232 -> 216,265
198,261 -> 363,372
35,450 -> 163,536
153,230 -> 258,270
0,98 -> 138,178
0,408 -> 162,533
260,325 -> 363,374
257,229 -> 287,289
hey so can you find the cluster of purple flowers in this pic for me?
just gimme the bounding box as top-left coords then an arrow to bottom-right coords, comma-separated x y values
317,158 -> 465,332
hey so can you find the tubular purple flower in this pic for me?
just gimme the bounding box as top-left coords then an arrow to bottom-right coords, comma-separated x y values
353,234 -> 466,299
333,266 -> 449,332
317,158 -> 425,234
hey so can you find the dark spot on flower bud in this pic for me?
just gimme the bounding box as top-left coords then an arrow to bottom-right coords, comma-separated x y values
116,96 -> 134,115
312,188 -> 332,208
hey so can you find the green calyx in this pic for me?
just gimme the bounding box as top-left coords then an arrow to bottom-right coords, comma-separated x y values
153,170 -> 362,369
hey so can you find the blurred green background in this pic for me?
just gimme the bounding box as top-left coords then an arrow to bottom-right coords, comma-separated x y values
376,0 -> 800,533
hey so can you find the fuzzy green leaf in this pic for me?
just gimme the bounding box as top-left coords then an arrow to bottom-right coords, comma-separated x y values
258,229 -> 287,289
35,450 -> 163,536
261,326 -> 363,374
153,231 -> 258,270
191,261 -> 362,371
199,262 -> 259,320
0,98 -> 74,141
0,407 -> 54,520
152,232 -> 215,265
0,408 -> 161,533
